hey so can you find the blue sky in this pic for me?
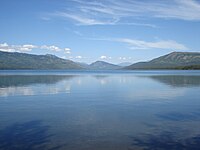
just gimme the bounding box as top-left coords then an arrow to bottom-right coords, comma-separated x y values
0,0 -> 200,64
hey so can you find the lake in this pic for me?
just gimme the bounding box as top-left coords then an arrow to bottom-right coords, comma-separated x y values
0,70 -> 200,150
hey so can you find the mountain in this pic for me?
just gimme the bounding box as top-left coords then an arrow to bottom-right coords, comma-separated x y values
125,52 -> 200,70
118,62 -> 132,67
76,62 -> 90,69
0,51 -> 83,69
89,61 -> 121,70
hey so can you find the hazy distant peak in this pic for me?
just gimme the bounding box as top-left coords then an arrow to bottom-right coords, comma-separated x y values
89,61 -> 120,70
118,62 -> 132,67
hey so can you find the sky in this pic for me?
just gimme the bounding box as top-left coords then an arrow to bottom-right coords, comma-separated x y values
0,0 -> 200,64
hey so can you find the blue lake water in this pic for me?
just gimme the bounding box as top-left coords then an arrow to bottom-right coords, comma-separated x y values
0,70 -> 200,150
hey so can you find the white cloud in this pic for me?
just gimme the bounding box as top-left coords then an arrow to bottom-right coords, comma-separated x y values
64,48 -> 71,51
40,45 -> 72,53
0,43 -> 14,52
0,43 -> 8,47
23,44 -> 37,49
119,57 -> 127,60
0,43 -> 37,52
65,51 -> 71,54
75,55 -> 82,59
100,55 -> 112,59
100,55 -> 107,59
18,44 -> 37,51
40,45 -> 61,51
49,0 -> 200,27
117,38 -> 188,50
0,43 -> 72,53
64,48 -> 71,54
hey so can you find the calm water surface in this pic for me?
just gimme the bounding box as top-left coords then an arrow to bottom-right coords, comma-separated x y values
0,70 -> 200,150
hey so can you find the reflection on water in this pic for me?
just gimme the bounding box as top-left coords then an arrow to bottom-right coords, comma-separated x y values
0,75 -> 74,87
0,75 -> 74,96
0,71 -> 200,150
147,75 -> 200,87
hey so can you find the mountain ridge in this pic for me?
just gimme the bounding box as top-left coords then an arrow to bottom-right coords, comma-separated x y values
1,51 -> 200,70
0,51 -> 83,69
125,51 -> 200,70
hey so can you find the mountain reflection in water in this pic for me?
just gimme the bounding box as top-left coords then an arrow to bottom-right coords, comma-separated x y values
146,75 -> 200,87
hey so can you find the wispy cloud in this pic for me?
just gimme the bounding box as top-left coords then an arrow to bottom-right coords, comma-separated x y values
87,37 -> 188,50
117,38 -> 188,50
49,0 -> 200,26
54,12 -> 119,26
73,30 -> 83,36
0,43 -> 71,53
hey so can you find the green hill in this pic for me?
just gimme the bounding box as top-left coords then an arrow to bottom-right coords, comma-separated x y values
0,51 -> 83,69
125,52 -> 200,70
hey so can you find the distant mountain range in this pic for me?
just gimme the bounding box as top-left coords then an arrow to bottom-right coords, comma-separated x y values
89,61 -> 121,70
125,52 -> 200,70
75,61 -> 121,70
0,51 -> 200,70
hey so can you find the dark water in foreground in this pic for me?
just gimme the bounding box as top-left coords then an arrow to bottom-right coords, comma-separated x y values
0,70 -> 200,150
